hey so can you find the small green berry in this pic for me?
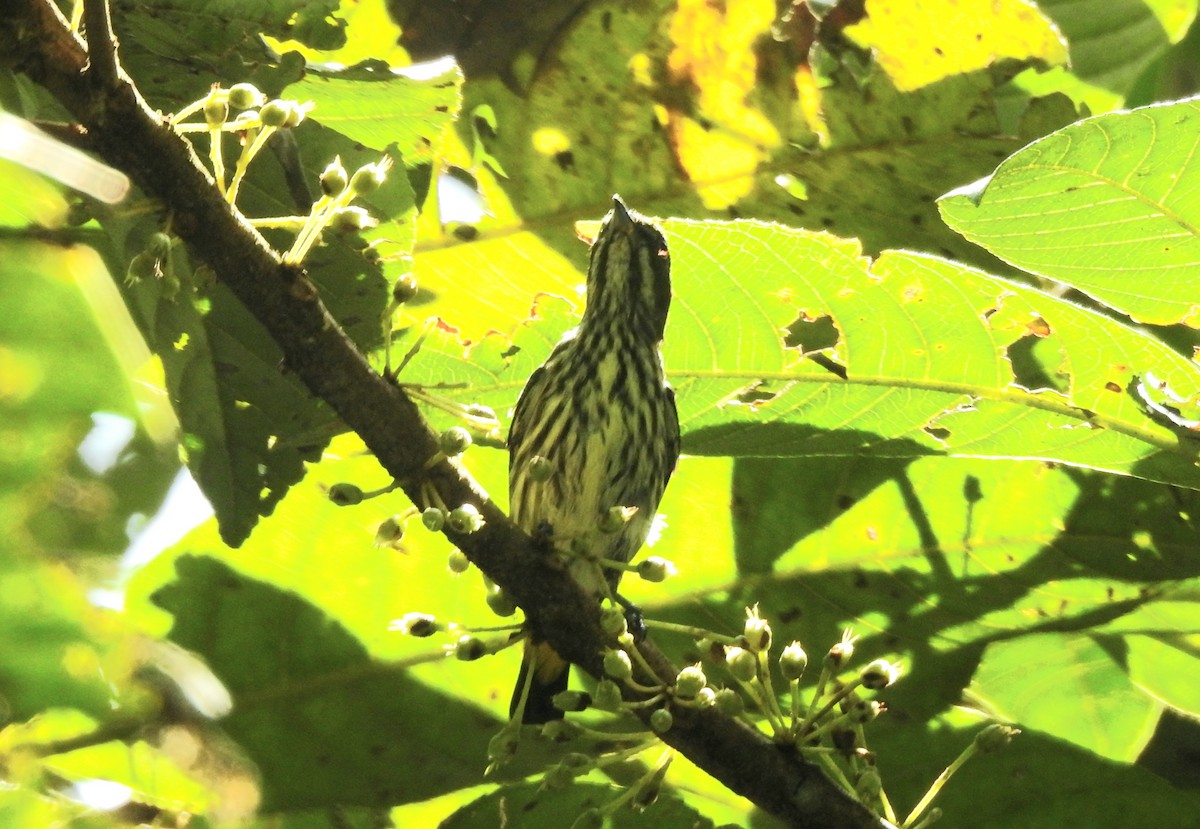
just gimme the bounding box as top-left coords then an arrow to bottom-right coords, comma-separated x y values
439,426 -> 472,456
319,157 -> 348,197
485,586 -> 517,617
447,549 -> 470,573
447,503 -> 485,534
780,641 -> 809,681
637,556 -> 674,582
328,482 -> 363,506
725,646 -> 758,683
421,506 -> 446,531
392,273 -> 418,304
649,707 -> 674,733
674,664 -> 707,699
694,686 -> 717,707
227,83 -> 265,110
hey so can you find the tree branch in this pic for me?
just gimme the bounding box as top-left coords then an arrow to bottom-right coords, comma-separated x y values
1,3 -> 887,826
81,0 -> 120,91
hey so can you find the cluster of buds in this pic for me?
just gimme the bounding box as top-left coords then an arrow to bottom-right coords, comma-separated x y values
279,155 -> 391,265
171,83 -> 310,205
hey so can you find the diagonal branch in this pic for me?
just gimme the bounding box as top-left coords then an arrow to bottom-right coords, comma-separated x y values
1,2 -> 886,827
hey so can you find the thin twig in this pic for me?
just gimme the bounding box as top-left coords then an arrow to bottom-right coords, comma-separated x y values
81,0 -> 119,90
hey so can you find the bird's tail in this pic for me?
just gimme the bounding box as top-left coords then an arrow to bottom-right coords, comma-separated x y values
510,639 -> 570,724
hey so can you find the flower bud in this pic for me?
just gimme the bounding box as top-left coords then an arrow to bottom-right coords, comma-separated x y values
695,686 -> 717,707
860,659 -> 899,690
453,634 -> 486,661
649,707 -> 673,733
603,648 -> 633,681
203,95 -> 228,127
743,606 -> 772,653
856,768 -> 882,800
331,206 -> 376,232
674,664 -> 707,700
421,507 -> 446,531
725,646 -> 758,683
599,604 -> 628,638
780,641 -> 809,681
593,679 -> 623,711
319,157 -> 348,197
375,515 -> 404,545
447,503 -> 485,534
227,83 -> 265,110
393,612 -> 439,637
328,482 -> 363,506
146,232 -> 173,259
976,723 -> 1020,753
391,273 -> 418,304
551,690 -> 591,713
826,638 -> 855,671
849,699 -> 882,724
637,556 -> 675,582
487,728 -> 518,763
598,505 -> 638,533
349,161 -> 387,195
439,426 -> 472,456
714,687 -> 744,716
259,99 -> 292,128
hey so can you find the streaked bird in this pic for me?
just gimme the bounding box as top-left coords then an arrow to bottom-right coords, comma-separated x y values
507,196 -> 680,723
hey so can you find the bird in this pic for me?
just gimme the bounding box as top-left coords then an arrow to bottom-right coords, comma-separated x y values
507,195 -> 680,724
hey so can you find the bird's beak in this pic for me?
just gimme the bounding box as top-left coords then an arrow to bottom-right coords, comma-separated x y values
610,195 -> 634,233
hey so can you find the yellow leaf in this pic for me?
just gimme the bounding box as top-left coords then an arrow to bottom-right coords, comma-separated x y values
847,0 -> 1068,92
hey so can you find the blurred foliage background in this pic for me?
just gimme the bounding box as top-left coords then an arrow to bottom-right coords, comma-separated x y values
3,0 -> 1200,827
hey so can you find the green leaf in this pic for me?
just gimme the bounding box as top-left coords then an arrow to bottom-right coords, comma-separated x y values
1037,0 -> 1198,98
286,63 -> 464,164
971,633 -> 1161,762
397,220 -> 1200,490
150,555 -> 496,812
940,98 -> 1200,326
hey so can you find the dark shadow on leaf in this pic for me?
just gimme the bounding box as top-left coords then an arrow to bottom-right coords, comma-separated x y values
152,555 -> 498,812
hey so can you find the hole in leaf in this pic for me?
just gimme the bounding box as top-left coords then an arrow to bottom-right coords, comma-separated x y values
1007,332 -> 1068,393
924,425 -> 951,441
